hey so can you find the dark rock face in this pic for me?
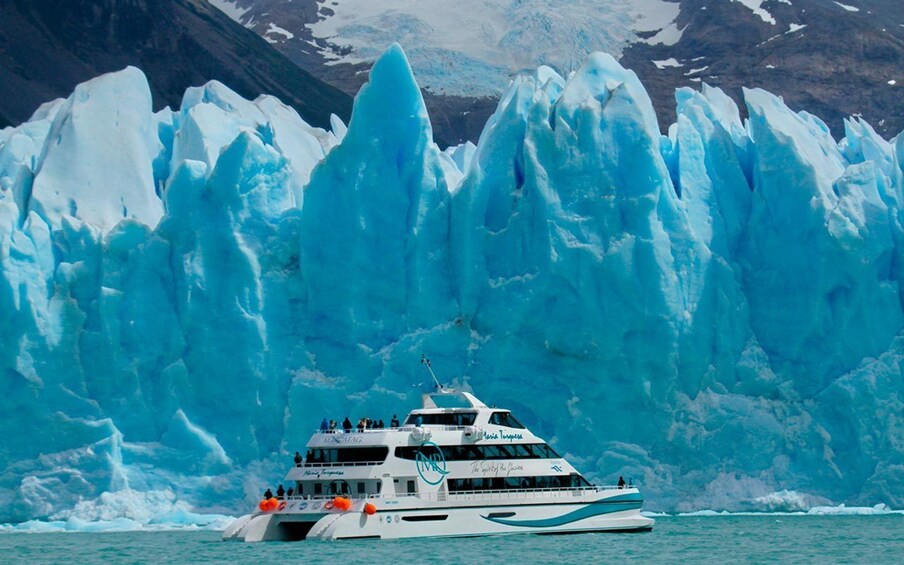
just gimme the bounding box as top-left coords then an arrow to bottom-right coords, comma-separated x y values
621,0 -> 904,139
0,0 -> 351,130
225,0 -> 903,143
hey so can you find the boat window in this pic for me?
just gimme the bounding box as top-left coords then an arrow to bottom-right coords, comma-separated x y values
305,446 -> 389,464
357,482 -> 366,494
447,474 -> 582,492
488,411 -> 526,429
407,480 -> 416,494
395,443 -> 561,461
314,483 -> 322,495
329,480 -> 350,495
404,412 -> 477,426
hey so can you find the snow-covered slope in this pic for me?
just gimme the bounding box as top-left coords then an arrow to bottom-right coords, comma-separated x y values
210,0 -> 681,97
1,45 -> 903,526
209,0 -> 904,144
306,0 -> 680,96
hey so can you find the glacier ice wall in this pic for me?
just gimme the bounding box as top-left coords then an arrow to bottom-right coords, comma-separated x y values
2,44 -> 904,522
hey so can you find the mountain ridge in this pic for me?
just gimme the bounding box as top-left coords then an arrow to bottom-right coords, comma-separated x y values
0,0 -> 352,131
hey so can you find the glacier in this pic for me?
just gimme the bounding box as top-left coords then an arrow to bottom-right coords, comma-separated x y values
1,43 -> 904,526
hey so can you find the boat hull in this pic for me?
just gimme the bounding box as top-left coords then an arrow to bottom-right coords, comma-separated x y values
223,489 -> 653,542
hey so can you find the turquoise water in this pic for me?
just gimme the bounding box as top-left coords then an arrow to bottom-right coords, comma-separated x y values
2,516 -> 902,564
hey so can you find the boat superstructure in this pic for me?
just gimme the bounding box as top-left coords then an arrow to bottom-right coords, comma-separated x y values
224,386 -> 653,541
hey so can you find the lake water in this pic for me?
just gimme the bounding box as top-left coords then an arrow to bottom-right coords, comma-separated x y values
1,515 -> 902,564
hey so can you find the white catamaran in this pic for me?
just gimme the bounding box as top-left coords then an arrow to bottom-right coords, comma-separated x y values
223,359 -> 653,541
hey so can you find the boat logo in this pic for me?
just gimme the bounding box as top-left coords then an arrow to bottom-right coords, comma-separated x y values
551,464 -> 563,472
415,441 -> 449,485
298,502 -> 308,510
328,435 -> 363,444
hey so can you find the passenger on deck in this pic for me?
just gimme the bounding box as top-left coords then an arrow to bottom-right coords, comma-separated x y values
343,417 -> 352,432
286,487 -> 294,498
356,418 -> 366,432
329,419 -> 337,431
378,419 -> 385,429
390,414 -> 400,427
415,415 -> 423,426
264,488 -> 273,499
294,451 -> 302,466
276,484 -> 286,498
617,476 -> 626,489
320,418 -> 329,431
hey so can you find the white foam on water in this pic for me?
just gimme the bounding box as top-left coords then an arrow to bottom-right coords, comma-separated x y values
0,489 -> 235,534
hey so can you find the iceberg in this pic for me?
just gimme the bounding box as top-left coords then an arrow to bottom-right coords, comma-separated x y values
1,43 -> 903,525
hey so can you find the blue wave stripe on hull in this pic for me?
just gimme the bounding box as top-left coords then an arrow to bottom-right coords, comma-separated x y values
481,494 -> 643,528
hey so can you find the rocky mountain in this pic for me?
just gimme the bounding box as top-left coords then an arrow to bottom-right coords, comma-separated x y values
0,0 -> 352,130
209,0 -> 903,144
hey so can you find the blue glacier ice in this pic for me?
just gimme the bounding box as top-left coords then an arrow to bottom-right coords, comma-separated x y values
1,44 -> 904,526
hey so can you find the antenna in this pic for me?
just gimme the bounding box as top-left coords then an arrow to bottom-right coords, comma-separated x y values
420,354 -> 443,391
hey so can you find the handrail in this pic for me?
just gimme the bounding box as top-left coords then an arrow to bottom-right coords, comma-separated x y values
280,485 -> 630,503
312,425 -> 474,433
297,460 -> 384,468
313,428 -> 398,434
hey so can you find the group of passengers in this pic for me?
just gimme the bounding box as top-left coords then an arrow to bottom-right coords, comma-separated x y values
319,414 -> 402,433
262,484 -> 293,500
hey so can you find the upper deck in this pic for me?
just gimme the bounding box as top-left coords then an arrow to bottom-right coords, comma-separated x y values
304,388 -> 537,450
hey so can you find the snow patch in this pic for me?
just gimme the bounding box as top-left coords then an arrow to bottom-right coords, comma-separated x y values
834,2 -> 860,12
787,23 -> 807,33
731,0 -> 777,24
206,0 -> 251,23
644,22 -> 686,46
265,22 -> 295,40
653,58 -> 683,69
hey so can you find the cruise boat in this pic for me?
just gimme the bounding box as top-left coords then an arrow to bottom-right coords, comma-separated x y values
223,362 -> 654,541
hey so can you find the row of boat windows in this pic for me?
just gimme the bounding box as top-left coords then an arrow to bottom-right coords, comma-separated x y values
394,443 -> 561,461
405,412 -> 477,426
304,442 -> 562,465
402,411 -> 526,429
447,474 -> 591,492
305,447 -> 389,463
304,480 -> 382,496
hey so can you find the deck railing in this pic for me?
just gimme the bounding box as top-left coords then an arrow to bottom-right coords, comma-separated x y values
280,485 -> 629,503
312,425 -> 474,434
297,460 -> 384,468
